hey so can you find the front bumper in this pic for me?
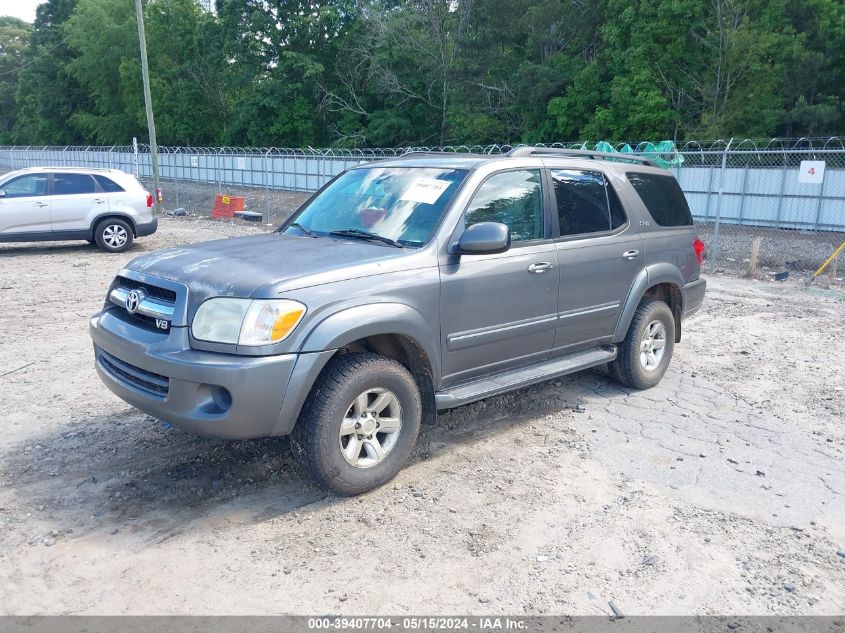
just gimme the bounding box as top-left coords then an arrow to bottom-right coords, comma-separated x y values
90,310 -> 296,439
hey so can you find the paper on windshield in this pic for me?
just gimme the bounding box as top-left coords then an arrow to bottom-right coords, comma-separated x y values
400,178 -> 450,205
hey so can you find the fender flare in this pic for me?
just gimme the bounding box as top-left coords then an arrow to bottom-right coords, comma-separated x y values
272,303 -> 440,436
299,302 -> 438,367
612,264 -> 685,342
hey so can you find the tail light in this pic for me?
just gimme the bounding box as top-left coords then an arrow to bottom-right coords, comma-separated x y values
145,192 -> 153,208
693,238 -> 706,265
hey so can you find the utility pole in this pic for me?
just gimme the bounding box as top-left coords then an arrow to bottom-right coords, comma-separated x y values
134,0 -> 161,214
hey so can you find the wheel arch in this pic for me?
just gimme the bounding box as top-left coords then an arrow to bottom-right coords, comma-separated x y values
331,333 -> 436,427
274,304 -> 439,435
614,265 -> 685,343
90,213 -> 137,239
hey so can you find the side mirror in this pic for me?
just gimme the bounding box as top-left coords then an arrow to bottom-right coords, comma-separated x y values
455,221 -> 511,255
0,190 -> 6,198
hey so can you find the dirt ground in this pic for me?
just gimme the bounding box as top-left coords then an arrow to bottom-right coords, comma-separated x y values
0,217 -> 843,616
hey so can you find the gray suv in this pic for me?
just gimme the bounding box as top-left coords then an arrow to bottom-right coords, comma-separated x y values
90,148 -> 706,494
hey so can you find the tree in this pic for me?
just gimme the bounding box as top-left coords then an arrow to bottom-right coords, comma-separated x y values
456,0 -> 601,142
63,0 -> 140,143
324,0 -> 474,146
0,17 -> 31,142
63,0 -> 227,145
12,0 -> 89,144
3,0 -> 843,146
547,0 -> 844,141
129,0 -> 227,145
216,0 -> 359,146
777,0 -> 845,136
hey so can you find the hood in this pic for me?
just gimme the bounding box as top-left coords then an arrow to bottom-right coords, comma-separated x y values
127,232 -> 428,302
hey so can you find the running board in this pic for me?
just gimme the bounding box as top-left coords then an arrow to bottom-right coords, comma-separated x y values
435,345 -> 616,410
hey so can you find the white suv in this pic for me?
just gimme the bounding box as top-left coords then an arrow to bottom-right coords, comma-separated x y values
0,167 -> 157,252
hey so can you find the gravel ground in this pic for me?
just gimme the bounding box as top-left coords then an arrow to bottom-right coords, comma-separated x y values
697,223 -> 845,278
0,217 -> 843,615
144,178 -> 311,225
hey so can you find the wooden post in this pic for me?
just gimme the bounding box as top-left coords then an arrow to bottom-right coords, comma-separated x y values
134,0 -> 161,215
748,236 -> 763,276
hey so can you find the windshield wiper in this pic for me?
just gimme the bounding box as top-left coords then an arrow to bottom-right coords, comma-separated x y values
286,222 -> 318,237
329,229 -> 405,248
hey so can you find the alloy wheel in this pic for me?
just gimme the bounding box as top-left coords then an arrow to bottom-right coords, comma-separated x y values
338,388 -> 402,468
102,224 -> 128,248
639,319 -> 667,371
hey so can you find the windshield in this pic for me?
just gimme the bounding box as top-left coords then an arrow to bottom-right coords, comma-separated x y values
281,167 -> 468,247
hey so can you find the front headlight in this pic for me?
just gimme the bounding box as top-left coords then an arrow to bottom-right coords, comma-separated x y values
192,298 -> 306,346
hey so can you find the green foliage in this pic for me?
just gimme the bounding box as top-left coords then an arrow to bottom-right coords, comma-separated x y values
0,17 -> 31,142
64,0 -> 138,143
2,0 -> 843,146
12,0 -> 89,144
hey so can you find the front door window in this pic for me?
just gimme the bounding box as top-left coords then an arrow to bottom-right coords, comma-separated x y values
464,170 -> 544,242
1,175 -> 48,198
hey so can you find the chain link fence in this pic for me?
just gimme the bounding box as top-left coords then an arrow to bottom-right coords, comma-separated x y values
666,139 -> 845,279
1,139 -> 843,279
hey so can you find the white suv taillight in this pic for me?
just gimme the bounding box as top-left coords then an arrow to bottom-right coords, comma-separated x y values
145,192 -> 153,208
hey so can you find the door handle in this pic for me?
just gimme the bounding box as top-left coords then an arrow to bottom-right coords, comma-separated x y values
92,198 -> 106,204
35,201 -> 48,207
622,250 -> 640,260
528,262 -> 553,273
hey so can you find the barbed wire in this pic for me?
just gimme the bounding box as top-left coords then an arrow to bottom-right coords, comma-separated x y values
2,137 -> 844,157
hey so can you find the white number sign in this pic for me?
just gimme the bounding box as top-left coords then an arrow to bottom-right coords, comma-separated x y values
798,160 -> 825,184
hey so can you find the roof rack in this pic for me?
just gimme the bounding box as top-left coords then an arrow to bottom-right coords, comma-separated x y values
505,146 -> 658,167
397,150 -> 483,158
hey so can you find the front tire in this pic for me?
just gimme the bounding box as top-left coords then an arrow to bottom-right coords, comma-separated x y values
94,218 -> 134,253
609,298 -> 675,389
291,353 -> 422,495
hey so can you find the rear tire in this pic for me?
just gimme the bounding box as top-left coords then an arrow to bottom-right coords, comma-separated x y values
609,298 -> 675,390
291,353 -> 422,496
94,218 -> 134,253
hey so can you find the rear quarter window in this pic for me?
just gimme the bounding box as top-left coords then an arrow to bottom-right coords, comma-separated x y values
94,175 -> 125,192
626,172 -> 693,227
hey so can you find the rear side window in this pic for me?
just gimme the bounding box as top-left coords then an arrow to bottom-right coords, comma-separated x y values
626,172 -> 693,227
94,175 -> 125,192
54,173 -> 96,195
551,169 -> 628,237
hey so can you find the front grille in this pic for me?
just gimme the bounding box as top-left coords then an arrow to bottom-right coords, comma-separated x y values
116,276 -> 177,303
110,276 -> 178,332
109,308 -> 168,332
97,348 -> 169,399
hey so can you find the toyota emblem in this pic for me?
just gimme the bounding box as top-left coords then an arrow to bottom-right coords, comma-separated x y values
125,289 -> 144,314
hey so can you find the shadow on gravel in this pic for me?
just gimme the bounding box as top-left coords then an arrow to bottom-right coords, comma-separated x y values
1,409 -> 326,542
0,242 -> 99,256
420,367 -> 621,456
0,241 -> 159,256
2,368 -> 618,543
